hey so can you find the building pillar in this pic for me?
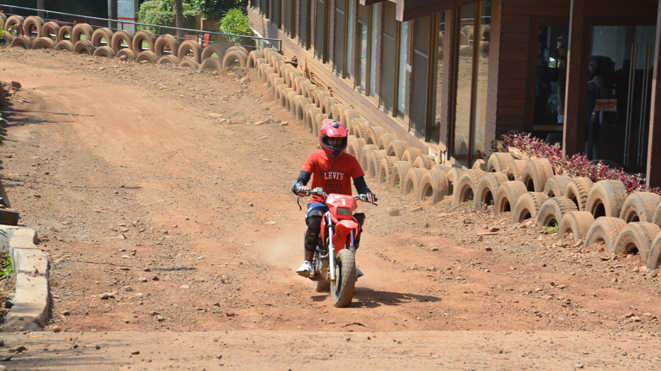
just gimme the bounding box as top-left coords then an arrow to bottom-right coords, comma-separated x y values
647,2 -> 661,188
562,0 -> 588,157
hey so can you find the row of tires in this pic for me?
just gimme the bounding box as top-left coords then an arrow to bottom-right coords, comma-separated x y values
250,47 -> 661,269
2,17 -> 252,71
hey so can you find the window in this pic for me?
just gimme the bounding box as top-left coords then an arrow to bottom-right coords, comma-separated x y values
347,0 -> 353,78
451,0 -> 491,167
380,1 -> 397,113
272,0 -> 281,28
369,4 -> 378,98
410,15 -> 433,139
315,0 -> 328,61
299,0 -> 311,49
356,3 -> 369,93
259,0 -> 269,18
431,12 -> 446,144
334,0 -> 347,74
284,0 -> 294,36
396,21 -> 408,117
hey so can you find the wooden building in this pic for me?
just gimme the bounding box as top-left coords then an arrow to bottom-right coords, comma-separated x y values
247,0 -> 661,187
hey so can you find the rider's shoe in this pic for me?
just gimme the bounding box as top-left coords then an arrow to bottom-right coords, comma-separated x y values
296,261 -> 313,277
356,266 -> 364,279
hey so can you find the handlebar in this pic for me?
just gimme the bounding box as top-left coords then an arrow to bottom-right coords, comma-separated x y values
298,187 -> 378,206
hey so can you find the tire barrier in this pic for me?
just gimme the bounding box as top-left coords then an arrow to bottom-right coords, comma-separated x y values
378,156 -> 399,185
512,192 -> 549,223
41,22 -> 60,40
200,57 -> 222,71
472,159 -> 486,171
71,23 -> 93,44
203,44 -> 227,63
111,30 -> 133,53
73,40 -> 95,55
390,161 -> 412,188
154,34 -> 179,57
619,192 -> 661,223
367,150 -> 388,179
412,155 -> 433,170
402,148 -> 422,163
475,172 -> 509,209
157,55 -> 178,65
54,40 -> 74,51
521,158 -> 555,192
5,16 -> 24,36
364,126 -> 385,146
377,133 -> 397,151
117,49 -> 136,62
93,45 -> 115,58
347,137 -> 366,158
585,180 -> 628,218
536,196 -> 578,227
543,175 -> 571,197
452,170 -> 484,207
132,30 -> 156,53
247,50 -> 264,68
136,50 -> 158,63
1,33 -> 13,45
584,217 -> 627,251
23,16 -> 44,39
10,36 -> 31,49
31,37 -> 55,49
386,140 -> 409,160
179,57 -> 199,70
495,181 -> 527,214
613,222 -> 660,260
487,152 -> 518,180
222,50 -> 248,69
178,40 -> 203,63
417,170 -> 449,205
57,25 -> 73,42
445,168 -> 461,195
558,211 -> 595,243
402,168 -> 428,197
647,232 -> 661,269
91,28 -> 114,47
565,177 -> 593,211
351,118 -> 371,139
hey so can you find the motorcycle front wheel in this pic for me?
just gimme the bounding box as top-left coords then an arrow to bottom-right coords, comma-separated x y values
331,249 -> 356,307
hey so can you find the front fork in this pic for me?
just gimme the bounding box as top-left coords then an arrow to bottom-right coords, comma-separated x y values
328,225 -> 356,282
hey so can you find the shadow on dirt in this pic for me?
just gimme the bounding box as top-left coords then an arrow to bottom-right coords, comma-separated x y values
311,287 -> 441,308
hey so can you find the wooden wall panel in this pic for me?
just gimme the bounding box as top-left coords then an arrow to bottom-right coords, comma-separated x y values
248,7 -> 428,151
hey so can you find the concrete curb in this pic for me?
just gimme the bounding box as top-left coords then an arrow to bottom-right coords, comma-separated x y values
0,226 -> 49,331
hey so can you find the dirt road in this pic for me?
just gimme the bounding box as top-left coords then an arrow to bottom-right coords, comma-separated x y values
1,46 -> 661,369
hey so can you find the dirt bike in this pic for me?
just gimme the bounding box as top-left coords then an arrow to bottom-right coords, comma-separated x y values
299,187 -> 377,307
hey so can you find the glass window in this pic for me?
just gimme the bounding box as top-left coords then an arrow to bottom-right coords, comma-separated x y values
369,4 -> 378,98
347,0 -> 354,78
396,21 -> 408,117
453,3 -> 476,167
272,0 -> 281,28
431,12 -> 446,144
356,3 -> 369,92
411,15 -> 432,138
473,0 -> 491,160
381,1 -> 397,113
334,0 -> 346,75
315,0 -> 326,60
299,0 -> 310,48
285,0 -> 293,35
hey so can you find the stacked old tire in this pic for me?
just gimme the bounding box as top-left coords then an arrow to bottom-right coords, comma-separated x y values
4,19 -> 245,71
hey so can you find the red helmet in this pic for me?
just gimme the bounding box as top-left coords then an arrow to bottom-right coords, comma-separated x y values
319,120 -> 348,159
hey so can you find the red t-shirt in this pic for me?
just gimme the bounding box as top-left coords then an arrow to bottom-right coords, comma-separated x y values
301,151 -> 364,203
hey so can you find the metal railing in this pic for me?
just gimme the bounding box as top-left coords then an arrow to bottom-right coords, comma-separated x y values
0,4 -> 281,51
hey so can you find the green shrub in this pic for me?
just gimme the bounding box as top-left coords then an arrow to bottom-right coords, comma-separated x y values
193,0 -> 247,20
220,8 -> 254,45
137,0 -> 198,34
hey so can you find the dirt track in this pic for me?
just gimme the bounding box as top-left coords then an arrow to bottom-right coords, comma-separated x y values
1,46 -> 661,369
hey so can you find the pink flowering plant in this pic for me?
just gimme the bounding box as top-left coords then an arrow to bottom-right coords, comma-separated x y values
496,131 -> 660,195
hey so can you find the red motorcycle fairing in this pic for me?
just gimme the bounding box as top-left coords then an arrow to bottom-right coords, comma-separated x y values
320,214 -> 361,252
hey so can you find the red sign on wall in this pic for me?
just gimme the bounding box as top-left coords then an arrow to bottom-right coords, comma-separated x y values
594,99 -> 617,112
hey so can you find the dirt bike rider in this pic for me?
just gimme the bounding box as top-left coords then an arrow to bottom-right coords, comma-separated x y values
291,120 -> 376,278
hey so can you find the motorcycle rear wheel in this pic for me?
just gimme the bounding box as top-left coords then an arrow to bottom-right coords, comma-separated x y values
331,249 -> 356,307
313,280 -> 330,292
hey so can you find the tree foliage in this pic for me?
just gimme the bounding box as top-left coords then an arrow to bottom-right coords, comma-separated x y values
137,0 -> 197,34
193,0 -> 247,20
220,8 -> 254,45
